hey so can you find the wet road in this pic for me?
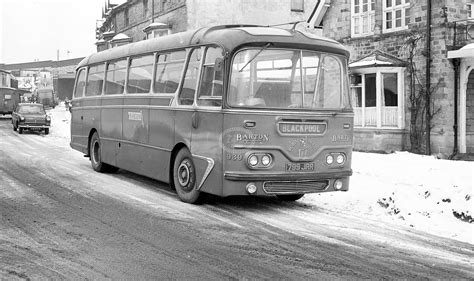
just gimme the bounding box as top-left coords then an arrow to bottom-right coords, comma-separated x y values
0,116 -> 472,279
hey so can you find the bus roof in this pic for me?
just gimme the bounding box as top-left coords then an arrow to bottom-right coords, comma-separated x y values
77,25 -> 349,68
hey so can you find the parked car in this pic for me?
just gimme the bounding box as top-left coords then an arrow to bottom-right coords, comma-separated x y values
12,103 -> 51,134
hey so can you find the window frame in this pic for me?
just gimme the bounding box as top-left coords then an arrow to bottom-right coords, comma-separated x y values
104,58 -> 128,96
153,49 -> 187,96
350,67 -> 405,129
73,67 -> 87,98
351,0 -> 376,38
468,4 -> 474,19
85,63 -> 105,97
383,0 -> 410,33
126,53 -> 155,95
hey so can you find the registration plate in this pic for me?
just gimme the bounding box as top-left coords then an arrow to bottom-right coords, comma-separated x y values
286,162 -> 314,171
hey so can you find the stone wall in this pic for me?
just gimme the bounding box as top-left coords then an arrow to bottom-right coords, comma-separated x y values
185,0 -> 320,29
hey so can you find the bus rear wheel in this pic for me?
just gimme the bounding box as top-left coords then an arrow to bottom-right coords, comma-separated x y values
89,132 -> 118,173
173,148 -> 203,204
276,194 -> 304,201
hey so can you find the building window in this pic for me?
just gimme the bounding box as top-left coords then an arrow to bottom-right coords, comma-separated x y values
383,0 -> 410,33
468,4 -> 473,19
291,0 -> 304,12
351,0 -> 375,37
350,68 -> 404,129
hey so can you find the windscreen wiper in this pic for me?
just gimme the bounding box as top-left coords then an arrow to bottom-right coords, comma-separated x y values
239,43 -> 272,72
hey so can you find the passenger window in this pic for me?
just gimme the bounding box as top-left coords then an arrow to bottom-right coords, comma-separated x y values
127,55 -> 154,94
154,51 -> 186,94
85,64 -> 105,96
179,48 -> 201,105
74,69 -> 86,98
197,47 -> 223,107
105,59 -> 127,95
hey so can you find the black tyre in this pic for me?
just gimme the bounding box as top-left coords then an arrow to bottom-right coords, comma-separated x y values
276,194 -> 304,201
173,148 -> 203,204
18,127 -> 23,134
44,128 -> 49,135
89,132 -> 118,173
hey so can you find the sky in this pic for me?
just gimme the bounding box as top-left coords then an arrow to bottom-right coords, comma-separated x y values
0,0 -> 123,64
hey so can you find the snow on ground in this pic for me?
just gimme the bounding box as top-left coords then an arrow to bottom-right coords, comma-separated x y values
47,104 -> 474,244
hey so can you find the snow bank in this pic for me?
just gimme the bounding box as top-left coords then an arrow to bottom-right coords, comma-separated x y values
48,104 -> 474,244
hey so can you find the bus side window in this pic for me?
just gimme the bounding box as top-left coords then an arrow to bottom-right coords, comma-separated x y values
197,47 -> 223,107
179,48 -> 201,105
85,64 -> 105,96
154,51 -> 186,94
105,59 -> 127,95
74,68 -> 86,98
127,55 -> 154,94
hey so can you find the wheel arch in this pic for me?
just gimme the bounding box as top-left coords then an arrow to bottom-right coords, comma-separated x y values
169,142 -> 189,190
86,128 -> 99,157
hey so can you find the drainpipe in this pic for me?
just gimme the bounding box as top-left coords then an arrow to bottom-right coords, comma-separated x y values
451,58 -> 460,157
151,0 -> 154,23
425,0 -> 432,155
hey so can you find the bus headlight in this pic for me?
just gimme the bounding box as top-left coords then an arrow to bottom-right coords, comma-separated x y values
46,115 -> 51,121
336,154 -> 345,164
326,155 -> 334,165
248,154 -> 258,167
261,154 -> 272,166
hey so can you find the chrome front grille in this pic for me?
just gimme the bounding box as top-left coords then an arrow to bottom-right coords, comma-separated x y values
263,180 -> 328,194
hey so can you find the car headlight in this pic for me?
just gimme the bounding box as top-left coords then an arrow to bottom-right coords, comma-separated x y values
19,116 -> 25,121
248,154 -> 258,167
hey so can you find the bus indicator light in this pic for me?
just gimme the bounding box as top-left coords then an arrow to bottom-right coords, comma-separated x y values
334,179 -> 343,190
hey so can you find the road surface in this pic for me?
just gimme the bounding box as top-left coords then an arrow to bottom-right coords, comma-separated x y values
0,116 -> 472,279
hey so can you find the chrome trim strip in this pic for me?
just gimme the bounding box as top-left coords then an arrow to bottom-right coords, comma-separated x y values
100,137 -> 172,152
192,154 -> 215,190
224,170 -> 352,181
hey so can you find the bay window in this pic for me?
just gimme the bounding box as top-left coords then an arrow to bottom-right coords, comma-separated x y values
350,68 -> 404,129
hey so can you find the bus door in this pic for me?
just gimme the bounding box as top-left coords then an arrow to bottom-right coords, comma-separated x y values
175,47 -> 225,194
71,68 -> 87,153
118,55 -> 153,174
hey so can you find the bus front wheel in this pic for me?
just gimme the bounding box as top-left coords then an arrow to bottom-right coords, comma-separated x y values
89,132 -> 118,173
173,148 -> 203,204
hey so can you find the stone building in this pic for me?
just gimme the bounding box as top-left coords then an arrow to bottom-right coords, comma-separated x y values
321,0 -> 474,157
95,0 -> 327,50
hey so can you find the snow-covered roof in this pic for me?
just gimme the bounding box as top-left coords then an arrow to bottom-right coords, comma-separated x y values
349,50 -> 407,68
447,43 -> 474,59
112,33 -> 130,41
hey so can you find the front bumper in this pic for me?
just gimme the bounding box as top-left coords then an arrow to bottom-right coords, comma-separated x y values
224,170 -> 352,181
19,124 -> 50,130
